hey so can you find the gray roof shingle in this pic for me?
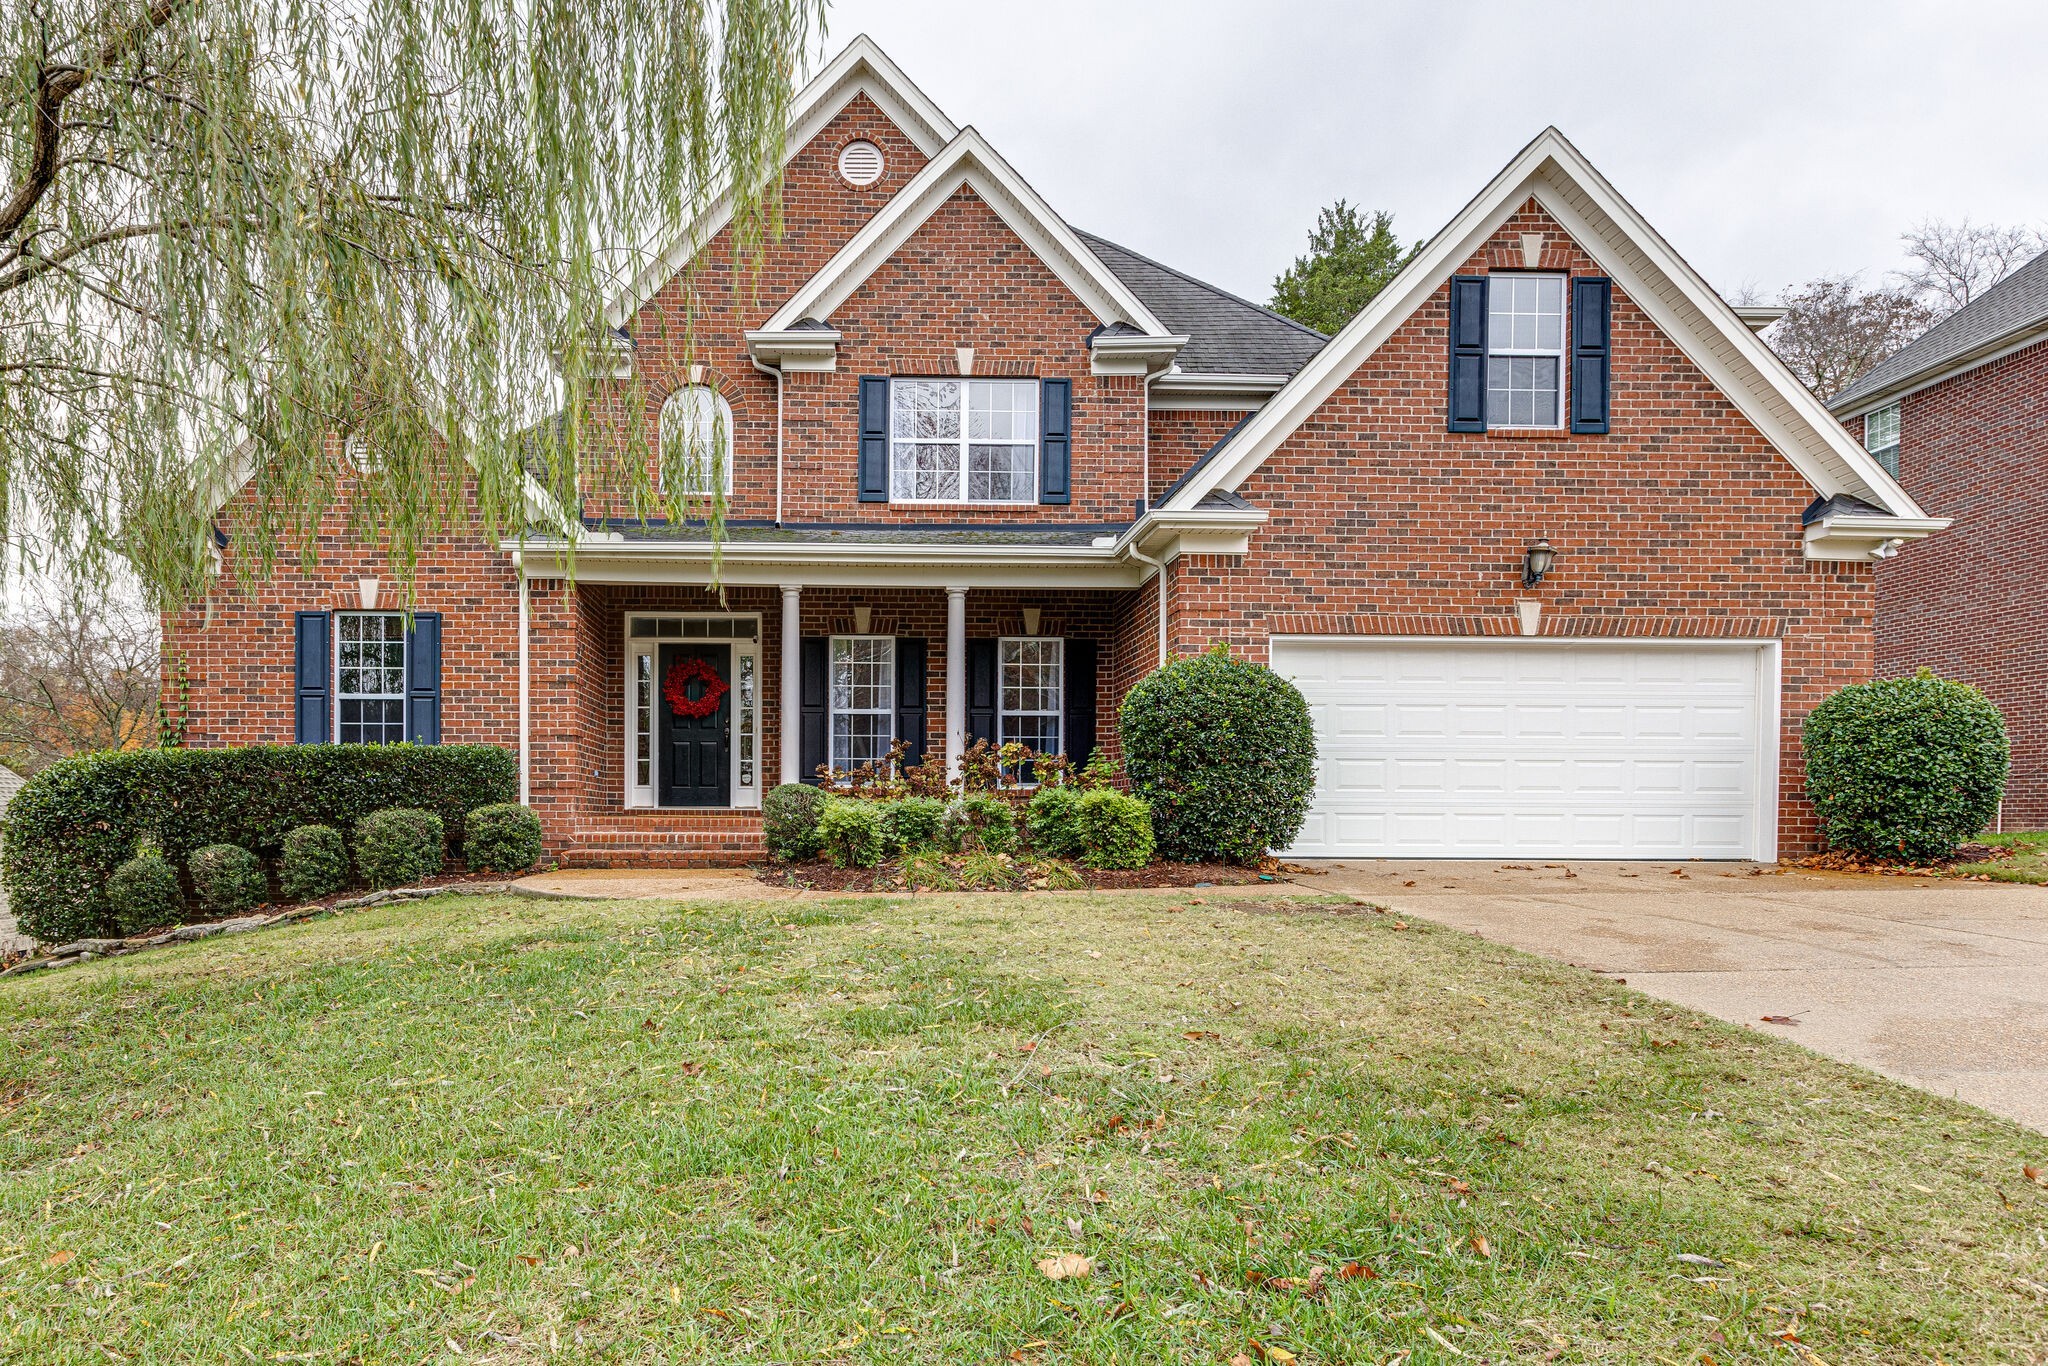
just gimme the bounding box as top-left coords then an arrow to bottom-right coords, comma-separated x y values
1075,231 -> 1328,377
1830,249 -> 2048,411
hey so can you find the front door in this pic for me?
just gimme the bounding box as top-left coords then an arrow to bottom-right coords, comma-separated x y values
658,643 -> 732,807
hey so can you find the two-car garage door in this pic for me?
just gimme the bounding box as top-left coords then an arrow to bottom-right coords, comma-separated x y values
1272,639 -> 1776,861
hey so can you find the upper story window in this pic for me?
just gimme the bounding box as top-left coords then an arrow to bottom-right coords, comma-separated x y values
1486,274 -> 1566,428
336,612 -> 406,745
1865,402 -> 1901,477
891,379 -> 1038,503
659,384 -> 734,497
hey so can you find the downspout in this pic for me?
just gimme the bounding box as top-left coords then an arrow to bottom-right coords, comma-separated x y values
752,357 -> 786,523
1126,543 -> 1168,667
516,552 -> 530,806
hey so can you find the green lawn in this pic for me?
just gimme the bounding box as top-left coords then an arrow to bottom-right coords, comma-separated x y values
1957,830 -> 2048,884
2,889 -> 2044,1364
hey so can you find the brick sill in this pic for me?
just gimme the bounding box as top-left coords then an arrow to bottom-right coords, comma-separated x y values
1486,428 -> 1573,441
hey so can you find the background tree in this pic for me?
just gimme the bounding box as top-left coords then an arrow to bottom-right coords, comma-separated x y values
1270,200 -> 1416,333
1761,274 -> 1934,400
0,577 -> 159,774
2,0 -> 824,612
1896,216 -> 2046,318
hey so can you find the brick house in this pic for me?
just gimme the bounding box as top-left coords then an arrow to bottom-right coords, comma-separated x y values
165,36 -> 1943,865
1829,251 -> 2048,826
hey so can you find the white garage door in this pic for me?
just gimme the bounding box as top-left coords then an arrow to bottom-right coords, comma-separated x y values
1272,639 -> 1774,860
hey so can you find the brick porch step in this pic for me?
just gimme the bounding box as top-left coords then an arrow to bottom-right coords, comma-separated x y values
557,810 -> 767,869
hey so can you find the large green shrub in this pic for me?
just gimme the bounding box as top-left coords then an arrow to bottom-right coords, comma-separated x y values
815,799 -> 884,869
1025,785 -> 1085,860
1804,670 -> 2009,862
354,808 -> 446,888
0,744 -> 511,942
188,844 -> 267,917
877,796 -> 946,856
465,803 -> 545,873
1076,789 -> 1155,870
280,825 -> 349,901
763,783 -> 828,861
107,845 -> 183,934
1120,646 -> 1316,863
940,793 -> 1017,854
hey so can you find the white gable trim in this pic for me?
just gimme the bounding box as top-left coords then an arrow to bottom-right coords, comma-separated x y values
601,35 -> 959,332
755,127 -> 1174,351
1161,128 -> 1936,540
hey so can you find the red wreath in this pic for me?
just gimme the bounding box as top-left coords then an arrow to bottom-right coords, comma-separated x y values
662,656 -> 730,719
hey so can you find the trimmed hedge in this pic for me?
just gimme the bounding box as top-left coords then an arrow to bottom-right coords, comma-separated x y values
763,783 -> 828,861
355,808 -> 446,889
1025,785 -> 1085,860
877,796 -> 946,856
1076,789 -> 1155,870
107,847 -> 183,935
465,803 -> 545,874
189,844 -> 267,917
816,799 -> 884,869
940,793 -> 1018,855
1804,670 -> 2009,862
0,744 -> 512,943
280,825 -> 349,902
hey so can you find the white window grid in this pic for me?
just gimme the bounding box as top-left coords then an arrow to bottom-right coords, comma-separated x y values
1865,403 -> 1901,477
1486,274 -> 1566,429
659,384 -> 734,497
890,378 -> 1038,503
830,636 -> 896,773
336,611 -> 406,745
998,637 -> 1063,763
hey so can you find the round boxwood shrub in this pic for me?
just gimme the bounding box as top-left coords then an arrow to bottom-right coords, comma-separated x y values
1025,785 -> 1085,860
1120,645 -> 1316,863
878,796 -> 946,856
353,808 -> 446,889
188,844 -> 267,917
940,793 -> 1018,854
815,799 -> 884,869
107,844 -> 183,934
465,803 -> 545,873
1804,669 -> 2009,862
1076,789 -> 1155,870
764,783 -> 828,861
280,824 -> 349,902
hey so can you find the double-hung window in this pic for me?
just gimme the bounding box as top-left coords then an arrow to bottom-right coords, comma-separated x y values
1486,274 -> 1566,428
1865,402 -> 1901,477
829,636 -> 896,772
336,612 -> 406,745
998,638 -> 1063,760
890,379 -> 1038,502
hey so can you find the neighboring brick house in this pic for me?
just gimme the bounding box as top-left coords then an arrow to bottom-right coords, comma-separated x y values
165,36 -> 1942,864
1829,252 -> 2048,826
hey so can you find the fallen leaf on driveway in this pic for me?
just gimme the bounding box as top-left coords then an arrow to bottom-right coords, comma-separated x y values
1036,1252 -> 1092,1280
1760,1016 -> 1800,1026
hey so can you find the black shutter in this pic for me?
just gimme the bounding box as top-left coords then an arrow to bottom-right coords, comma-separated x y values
405,611 -> 442,745
858,376 -> 890,502
799,637 -> 829,783
1571,276 -> 1613,435
294,611 -> 330,744
966,638 -> 998,746
1039,378 -> 1071,505
1447,274 -> 1489,433
895,637 -> 927,766
1063,638 -> 1097,767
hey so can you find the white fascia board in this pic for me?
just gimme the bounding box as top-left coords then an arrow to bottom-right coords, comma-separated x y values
759,128 -> 1172,339
1088,332 -> 1190,377
503,536 -> 1151,590
1831,323 -> 2048,420
1802,514 -> 1951,562
601,36 -> 959,331
1163,127 -> 1932,525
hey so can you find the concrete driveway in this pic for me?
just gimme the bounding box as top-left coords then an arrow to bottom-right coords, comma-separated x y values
1307,859 -> 2048,1133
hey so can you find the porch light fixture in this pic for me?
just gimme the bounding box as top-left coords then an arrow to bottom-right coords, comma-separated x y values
1522,538 -> 1557,589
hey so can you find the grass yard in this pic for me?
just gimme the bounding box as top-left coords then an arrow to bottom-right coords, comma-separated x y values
1957,830 -> 2048,884
2,889 -> 2045,1365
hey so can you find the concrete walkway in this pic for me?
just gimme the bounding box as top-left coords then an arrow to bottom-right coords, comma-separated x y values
1305,859 -> 2048,1133
513,868 -> 802,902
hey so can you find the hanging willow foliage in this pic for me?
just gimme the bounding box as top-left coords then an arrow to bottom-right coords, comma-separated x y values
1,0 -> 825,610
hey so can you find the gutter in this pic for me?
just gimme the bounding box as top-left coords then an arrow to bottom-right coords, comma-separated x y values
1830,320 -> 2048,419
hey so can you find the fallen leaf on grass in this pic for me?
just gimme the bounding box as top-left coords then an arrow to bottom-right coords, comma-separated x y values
1036,1252 -> 1093,1280
1444,1178 -> 1471,1196
44,1250 -> 73,1267
1247,1342 -> 1298,1364
1339,1260 -> 1378,1280
2024,1164 -> 2045,1186
1674,1253 -> 1724,1269
512,1254 -> 542,1268
1183,1030 -> 1220,1041
1470,1234 -> 1493,1258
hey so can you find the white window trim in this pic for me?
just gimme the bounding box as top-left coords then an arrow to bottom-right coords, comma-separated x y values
334,611 -> 407,746
828,634 -> 897,777
622,613 -> 762,810
889,377 -> 1040,505
1865,402 -> 1901,476
997,636 -> 1064,775
659,385 -> 736,498
1487,273 -> 1568,430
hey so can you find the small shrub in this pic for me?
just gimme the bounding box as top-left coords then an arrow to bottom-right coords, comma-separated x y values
940,793 -> 1018,854
107,844 -> 182,934
280,825 -> 349,901
1077,789 -> 1155,870
816,799 -> 885,869
878,796 -> 946,856
465,803 -> 544,873
1025,785 -> 1085,859
764,783 -> 828,861
901,850 -> 958,892
187,844 -> 267,917
353,808 -> 446,889
1121,645 -> 1316,863
1804,669 -> 2009,862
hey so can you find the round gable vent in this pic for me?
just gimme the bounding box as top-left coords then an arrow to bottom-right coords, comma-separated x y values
837,139 -> 884,187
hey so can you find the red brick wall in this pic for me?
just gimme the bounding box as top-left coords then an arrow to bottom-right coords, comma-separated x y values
1149,409 -> 1252,505
1873,336 -> 2048,826
1154,200 -> 1879,854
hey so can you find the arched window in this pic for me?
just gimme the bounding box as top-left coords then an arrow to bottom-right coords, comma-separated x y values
658,385 -> 734,497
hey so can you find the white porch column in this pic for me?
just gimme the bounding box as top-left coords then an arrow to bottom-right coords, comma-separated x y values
779,584 -> 802,786
945,586 -> 968,778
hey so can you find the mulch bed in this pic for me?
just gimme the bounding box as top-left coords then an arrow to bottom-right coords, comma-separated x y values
755,858 -> 1294,893
1786,843 -> 2015,880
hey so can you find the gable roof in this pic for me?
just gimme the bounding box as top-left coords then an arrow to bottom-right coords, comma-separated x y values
1829,248 -> 2048,414
1075,232 -> 1328,377
1158,127 -> 1936,538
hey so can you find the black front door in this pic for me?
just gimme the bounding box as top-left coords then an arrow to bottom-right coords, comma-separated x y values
658,643 -> 731,807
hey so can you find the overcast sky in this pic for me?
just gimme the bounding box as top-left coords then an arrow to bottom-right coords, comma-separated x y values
820,0 -> 2048,307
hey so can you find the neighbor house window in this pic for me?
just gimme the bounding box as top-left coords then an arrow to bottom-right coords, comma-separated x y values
1865,402 -> 1901,477
1486,274 -> 1565,428
659,384 -> 734,496
830,636 -> 895,773
998,638 -> 1063,761
890,379 -> 1038,502
336,612 -> 406,745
